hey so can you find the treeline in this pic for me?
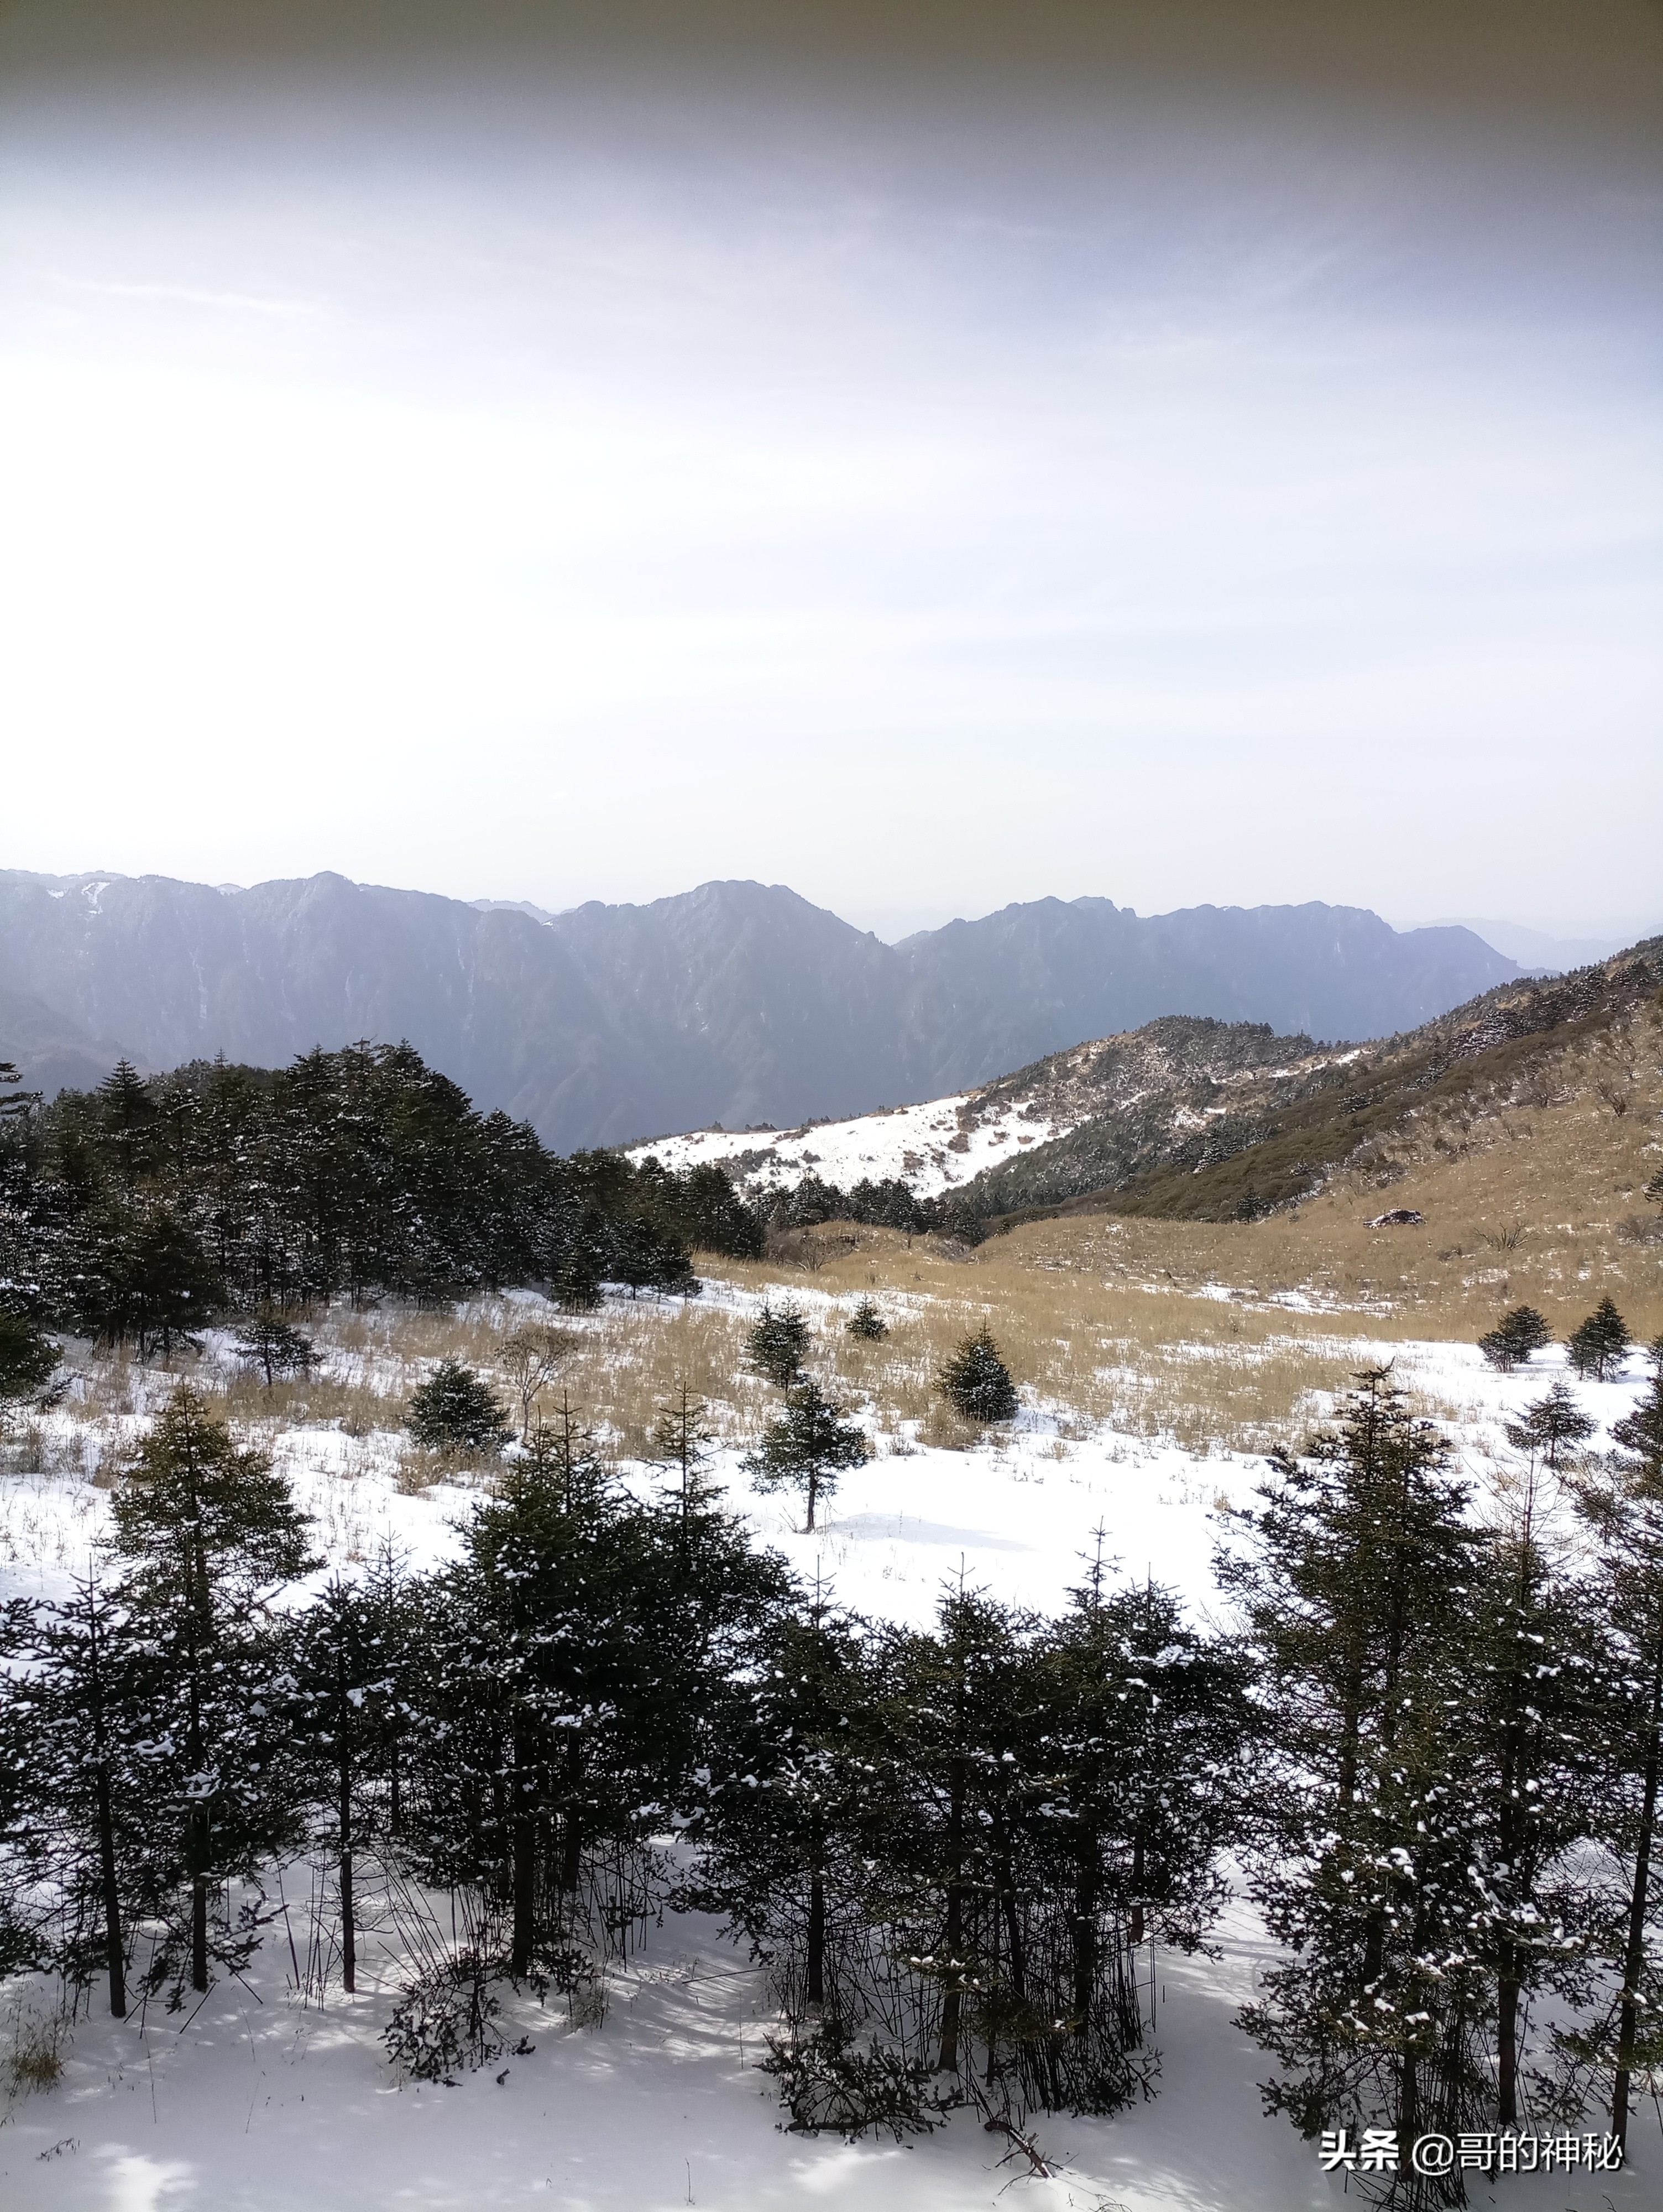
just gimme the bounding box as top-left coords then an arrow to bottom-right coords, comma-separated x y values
3,1359 -> 1662,2192
0,1047 -> 762,1348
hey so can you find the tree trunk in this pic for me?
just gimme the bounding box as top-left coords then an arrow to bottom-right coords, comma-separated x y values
338,1730 -> 356,1996
804,1468 -> 818,1535
1612,1640 -> 1663,2153
807,1871 -> 826,2008
87,1601 -> 126,2018
1071,1828 -> 1098,2022
937,1756 -> 965,2074
559,1733 -> 583,1901
1497,1945 -> 1520,2126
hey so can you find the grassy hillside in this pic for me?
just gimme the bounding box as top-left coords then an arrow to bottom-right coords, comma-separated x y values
963,939 -> 1663,1231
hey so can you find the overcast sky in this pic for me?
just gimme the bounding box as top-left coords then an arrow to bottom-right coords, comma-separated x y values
2,2 -> 1659,940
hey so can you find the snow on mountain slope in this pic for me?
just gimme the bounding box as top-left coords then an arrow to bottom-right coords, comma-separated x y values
626,1087 -> 1087,1199
626,1015 -> 1353,1205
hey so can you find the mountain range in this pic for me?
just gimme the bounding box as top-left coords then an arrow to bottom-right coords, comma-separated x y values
0,869 -> 1521,1150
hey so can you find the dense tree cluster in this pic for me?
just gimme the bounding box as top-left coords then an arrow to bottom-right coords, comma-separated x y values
0,1046 -> 762,1347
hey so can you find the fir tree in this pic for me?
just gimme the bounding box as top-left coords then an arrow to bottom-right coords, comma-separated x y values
745,1381 -> 866,1533
1572,1343 -> 1663,2152
231,1307 -> 315,1388
748,1298 -> 810,1386
1504,1378 -> 1596,1472
0,1572 -> 152,2016
938,1327 -> 1017,1425
1567,1296 -> 1631,1382
407,1358 -> 510,1454
1465,1454 -> 1601,2124
1036,1547 -> 1248,2110
284,1575 -> 396,1994
108,1386 -> 314,1993
96,1059 -> 157,1189
0,1306 -> 58,1416
1478,1304 -> 1552,1373
1218,1368 -> 1487,2155
652,1384 -> 722,1527
846,1297 -> 889,1343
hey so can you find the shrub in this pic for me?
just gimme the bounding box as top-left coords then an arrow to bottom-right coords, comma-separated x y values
845,1296 -> 889,1342
759,2020 -> 945,2140
938,1327 -> 1017,1425
407,1359 -> 510,1454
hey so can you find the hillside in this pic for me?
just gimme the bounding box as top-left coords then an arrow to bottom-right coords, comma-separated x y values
0,869 -> 1516,1147
966,937 -> 1663,1228
629,1015 -> 1352,1201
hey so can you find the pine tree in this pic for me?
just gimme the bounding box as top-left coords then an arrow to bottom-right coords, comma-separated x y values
846,1297 -> 889,1343
745,1381 -> 866,1533
1504,1378 -> 1596,1472
1218,1368 -> 1487,2152
109,1386 -> 314,1994
1465,1453 -> 1602,2124
407,1358 -> 510,1454
0,1306 -> 58,1416
1572,1343 -> 1663,2152
284,1575 -> 397,1995
1478,1304 -> 1552,1373
0,1572 -> 153,2016
231,1307 -> 315,1388
938,1327 -> 1017,1425
1567,1296 -> 1632,1382
748,1298 -> 810,1386
1036,1548 -> 1248,2111
96,1059 -> 157,1189
651,1384 -> 722,1527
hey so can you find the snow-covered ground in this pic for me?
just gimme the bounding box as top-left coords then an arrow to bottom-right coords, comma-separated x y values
625,1089 -> 1088,1201
2,1318 -> 1659,2209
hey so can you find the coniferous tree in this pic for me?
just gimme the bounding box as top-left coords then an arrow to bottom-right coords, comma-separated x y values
1036,1550 -> 1248,2110
232,1308 -> 315,1388
745,1381 -> 866,1533
1478,1304 -> 1552,1373
846,1297 -> 889,1343
96,1059 -> 157,1189
938,1327 -> 1017,1425
748,1298 -> 810,1386
1572,1343 -> 1663,2152
0,1573 -> 153,2016
109,1387 -> 314,1994
1504,1378 -> 1596,1472
1567,1296 -> 1632,1382
1466,1453 -> 1602,2125
0,1305 -> 58,1415
652,1384 -> 722,1529
407,1358 -> 510,1454
284,1574 -> 397,1994
1219,1368 -> 1486,2159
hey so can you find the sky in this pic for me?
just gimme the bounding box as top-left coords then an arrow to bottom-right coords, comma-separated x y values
2,2 -> 1659,942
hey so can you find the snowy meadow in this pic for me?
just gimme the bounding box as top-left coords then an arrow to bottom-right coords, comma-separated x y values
3,1255 -> 1659,2212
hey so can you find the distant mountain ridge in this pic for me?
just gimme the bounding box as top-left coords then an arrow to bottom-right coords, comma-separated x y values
0,869 -> 1519,1149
